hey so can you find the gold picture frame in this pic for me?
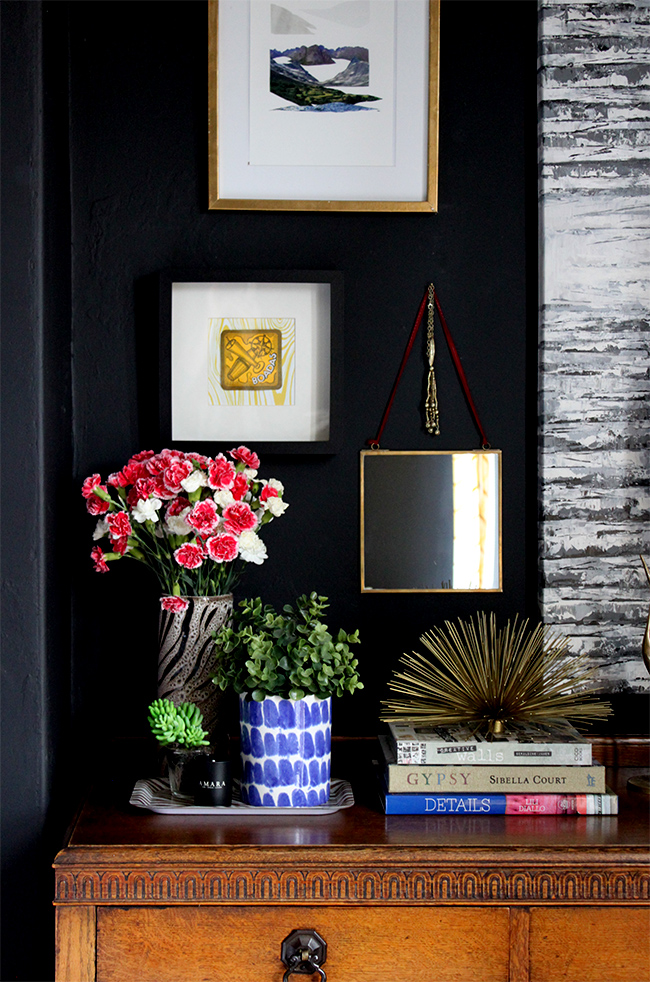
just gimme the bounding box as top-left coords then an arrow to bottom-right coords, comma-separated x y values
208,0 -> 440,212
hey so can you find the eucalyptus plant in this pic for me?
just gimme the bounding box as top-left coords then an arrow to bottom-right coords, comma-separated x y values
212,593 -> 363,702
147,697 -> 210,748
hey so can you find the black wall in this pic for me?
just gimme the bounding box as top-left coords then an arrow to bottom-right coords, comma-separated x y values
1,2 -> 538,978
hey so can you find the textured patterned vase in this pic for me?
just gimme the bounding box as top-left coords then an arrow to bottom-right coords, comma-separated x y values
239,693 -> 331,807
158,595 -> 233,739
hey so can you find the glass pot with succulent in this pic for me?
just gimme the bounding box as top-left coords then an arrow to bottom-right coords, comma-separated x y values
147,697 -> 211,798
212,593 -> 363,807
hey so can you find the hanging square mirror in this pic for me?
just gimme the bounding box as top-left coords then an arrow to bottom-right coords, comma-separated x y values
360,449 -> 502,592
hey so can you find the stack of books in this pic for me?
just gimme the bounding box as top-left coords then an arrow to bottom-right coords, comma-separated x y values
377,719 -> 617,815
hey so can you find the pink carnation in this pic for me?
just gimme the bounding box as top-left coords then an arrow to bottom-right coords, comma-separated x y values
229,446 -> 260,470
90,545 -> 110,573
113,536 -> 129,555
174,543 -> 204,569
207,454 -> 235,490
119,461 -> 143,485
260,484 -> 278,502
81,474 -> 102,498
223,501 -> 257,535
144,453 -> 168,476
86,491 -> 109,516
160,596 -> 190,613
147,449 -> 184,476
187,499 -> 220,536
107,511 -> 132,540
231,472 -> 250,501
150,475 -> 177,501
126,478 -> 156,507
187,452 -> 209,468
123,451 -> 155,483
205,533 -> 239,563
164,458 -> 194,493
166,496 -> 191,517
107,470 -> 129,488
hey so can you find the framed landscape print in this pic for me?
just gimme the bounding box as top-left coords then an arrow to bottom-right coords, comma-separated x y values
208,0 -> 440,211
159,270 -> 342,454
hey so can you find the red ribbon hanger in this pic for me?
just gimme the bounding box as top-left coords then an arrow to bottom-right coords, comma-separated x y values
367,285 -> 490,449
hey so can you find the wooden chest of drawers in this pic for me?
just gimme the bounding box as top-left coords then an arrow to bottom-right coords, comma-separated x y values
54,743 -> 650,982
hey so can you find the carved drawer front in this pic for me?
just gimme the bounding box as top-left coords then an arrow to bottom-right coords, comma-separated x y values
529,907 -> 650,982
96,905 -> 510,982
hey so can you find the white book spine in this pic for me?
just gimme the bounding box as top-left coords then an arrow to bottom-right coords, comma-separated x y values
394,741 -> 592,766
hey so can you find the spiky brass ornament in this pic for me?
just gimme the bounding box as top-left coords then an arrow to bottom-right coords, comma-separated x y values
380,613 -> 611,737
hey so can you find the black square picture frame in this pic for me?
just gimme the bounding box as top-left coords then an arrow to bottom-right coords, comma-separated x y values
158,269 -> 343,455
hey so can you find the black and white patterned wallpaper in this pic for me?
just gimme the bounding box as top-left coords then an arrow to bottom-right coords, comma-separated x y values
538,1 -> 650,692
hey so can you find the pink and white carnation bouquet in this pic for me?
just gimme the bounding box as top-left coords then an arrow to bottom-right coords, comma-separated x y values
82,446 -> 288,606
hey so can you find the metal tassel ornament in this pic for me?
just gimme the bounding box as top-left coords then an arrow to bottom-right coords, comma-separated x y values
381,612 -> 611,737
424,283 -> 440,435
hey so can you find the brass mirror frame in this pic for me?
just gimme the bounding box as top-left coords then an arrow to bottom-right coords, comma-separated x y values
360,449 -> 503,593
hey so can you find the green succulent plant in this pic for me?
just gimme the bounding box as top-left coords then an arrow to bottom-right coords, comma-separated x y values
147,697 -> 210,748
212,593 -> 363,702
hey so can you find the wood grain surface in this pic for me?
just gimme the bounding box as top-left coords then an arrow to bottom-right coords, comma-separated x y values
96,905 -> 510,982
53,742 -> 650,981
530,906 -> 650,981
56,906 -> 96,982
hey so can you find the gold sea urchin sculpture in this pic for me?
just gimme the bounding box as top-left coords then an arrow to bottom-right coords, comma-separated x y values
380,613 -> 611,737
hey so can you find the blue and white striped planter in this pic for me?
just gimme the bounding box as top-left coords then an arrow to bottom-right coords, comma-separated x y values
239,693 -> 331,807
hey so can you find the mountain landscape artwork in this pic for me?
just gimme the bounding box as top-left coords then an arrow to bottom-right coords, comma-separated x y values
270,39 -> 380,111
248,0 -> 396,169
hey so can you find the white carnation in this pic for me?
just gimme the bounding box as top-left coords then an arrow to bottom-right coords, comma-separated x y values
132,497 -> 162,524
93,518 -> 109,540
180,469 -> 207,493
243,467 -> 258,480
265,495 -> 289,518
213,488 -> 235,509
165,508 -> 192,536
237,529 -> 267,565
267,478 -> 284,494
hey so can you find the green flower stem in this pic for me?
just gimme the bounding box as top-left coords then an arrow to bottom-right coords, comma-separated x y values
127,523 -> 176,592
92,486 -> 111,502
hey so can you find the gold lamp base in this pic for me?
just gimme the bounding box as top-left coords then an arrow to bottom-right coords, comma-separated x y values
627,774 -> 650,795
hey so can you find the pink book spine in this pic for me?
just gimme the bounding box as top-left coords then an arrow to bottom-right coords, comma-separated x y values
505,795 -> 590,815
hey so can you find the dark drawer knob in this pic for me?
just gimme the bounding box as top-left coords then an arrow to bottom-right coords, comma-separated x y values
281,929 -> 327,981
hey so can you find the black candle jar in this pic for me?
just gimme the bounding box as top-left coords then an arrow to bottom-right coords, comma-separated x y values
193,755 -> 233,807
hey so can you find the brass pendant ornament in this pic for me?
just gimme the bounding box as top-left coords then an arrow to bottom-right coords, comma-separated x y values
424,283 -> 440,435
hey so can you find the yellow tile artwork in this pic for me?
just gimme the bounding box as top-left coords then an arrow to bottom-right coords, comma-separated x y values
208,317 -> 296,407
221,328 -> 282,390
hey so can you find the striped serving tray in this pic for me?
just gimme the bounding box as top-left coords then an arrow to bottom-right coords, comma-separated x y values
130,776 -> 354,816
